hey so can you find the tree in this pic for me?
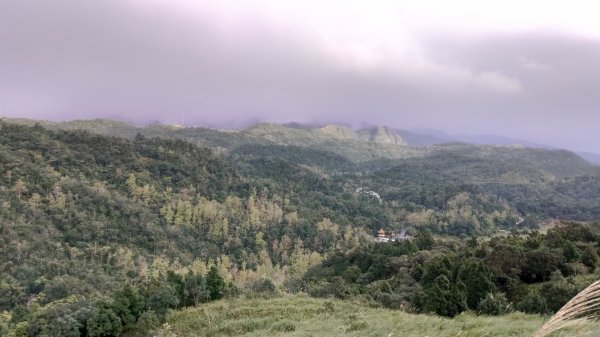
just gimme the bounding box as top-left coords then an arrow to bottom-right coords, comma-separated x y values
11,179 -> 27,200
8,321 -> 29,337
28,193 -> 42,209
520,249 -> 564,283
485,244 -> 524,280
112,284 -> 145,331
562,241 -> 581,262
27,297 -> 94,337
183,271 -> 210,306
581,246 -> 598,272
145,282 -> 179,318
457,259 -> 495,309
539,272 -> 578,312
86,303 -> 122,337
420,256 -> 452,285
422,275 -> 467,317
206,266 -> 226,301
415,231 -> 435,250
0,277 -> 26,311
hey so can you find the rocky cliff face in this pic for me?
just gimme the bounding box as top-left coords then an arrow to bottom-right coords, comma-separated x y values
318,124 -> 359,140
317,125 -> 407,146
357,126 -> 408,146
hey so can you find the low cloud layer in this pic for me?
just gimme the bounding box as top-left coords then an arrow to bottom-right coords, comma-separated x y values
1,0 -> 599,152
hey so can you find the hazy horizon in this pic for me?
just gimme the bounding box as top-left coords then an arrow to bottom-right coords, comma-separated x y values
2,0 -> 600,152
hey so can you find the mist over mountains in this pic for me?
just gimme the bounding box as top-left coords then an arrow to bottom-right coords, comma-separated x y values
3,117 -> 599,165
278,121 -> 600,165
3,1 -> 600,335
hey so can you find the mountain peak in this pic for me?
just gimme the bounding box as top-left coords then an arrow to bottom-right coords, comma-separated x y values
318,124 -> 358,139
357,126 -> 408,146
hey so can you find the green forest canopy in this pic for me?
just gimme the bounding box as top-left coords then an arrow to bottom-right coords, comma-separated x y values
1,121 -> 600,336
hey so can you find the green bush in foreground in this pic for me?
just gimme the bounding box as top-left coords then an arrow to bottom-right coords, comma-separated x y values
477,293 -> 513,316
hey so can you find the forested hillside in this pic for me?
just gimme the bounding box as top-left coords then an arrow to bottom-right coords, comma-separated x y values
0,122 -> 376,336
1,121 -> 600,336
302,222 -> 600,318
2,119 -> 424,162
362,144 -> 600,233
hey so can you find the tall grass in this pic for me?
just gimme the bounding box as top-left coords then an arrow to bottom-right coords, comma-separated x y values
156,295 -> 600,337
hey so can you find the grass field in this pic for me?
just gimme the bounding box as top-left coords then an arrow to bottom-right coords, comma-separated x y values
156,295 -> 600,337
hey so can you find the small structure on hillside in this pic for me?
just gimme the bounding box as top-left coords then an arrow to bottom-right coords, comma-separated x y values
376,228 -> 389,242
374,228 -> 411,242
356,187 -> 382,203
390,229 -> 410,241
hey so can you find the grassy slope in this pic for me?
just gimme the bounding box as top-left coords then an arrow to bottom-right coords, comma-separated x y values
159,295 -> 600,337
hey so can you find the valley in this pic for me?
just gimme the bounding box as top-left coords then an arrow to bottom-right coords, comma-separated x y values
1,119 -> 600,336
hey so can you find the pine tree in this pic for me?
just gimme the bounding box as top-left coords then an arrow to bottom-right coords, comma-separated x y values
206,266 -> 225,300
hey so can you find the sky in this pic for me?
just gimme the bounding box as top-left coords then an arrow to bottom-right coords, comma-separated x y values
1,0 -> 600,152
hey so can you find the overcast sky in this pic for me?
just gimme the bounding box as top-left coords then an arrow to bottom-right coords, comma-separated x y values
1,0 -> 600,152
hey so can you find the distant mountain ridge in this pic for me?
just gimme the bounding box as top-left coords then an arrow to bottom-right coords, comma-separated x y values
2,117 -> 599,165
356,126 -> 408,146
579,152 -> 600,166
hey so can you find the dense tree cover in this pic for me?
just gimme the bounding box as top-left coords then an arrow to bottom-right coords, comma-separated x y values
301,222 -> 600,317
230,144 -> 357,172
5,118 -> 600,236
363,145 -> 600,234
1,121 -> 600,335
231,142 -> 600,235
0,123 -> 368,336
0,268 -> 228,337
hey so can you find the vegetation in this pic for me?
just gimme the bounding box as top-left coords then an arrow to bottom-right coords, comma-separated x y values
301,222 -> 600,318
1,120 -> 600,336
534,279 -> 600,337
157,295 -> 600,337
0,122 -> 367,336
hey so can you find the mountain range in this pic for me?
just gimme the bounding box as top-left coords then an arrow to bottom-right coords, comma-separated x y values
3,117 -> 599,165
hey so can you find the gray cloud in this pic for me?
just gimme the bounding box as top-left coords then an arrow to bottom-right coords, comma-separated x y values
1,0 -> 599,152
422,33 -> 600,150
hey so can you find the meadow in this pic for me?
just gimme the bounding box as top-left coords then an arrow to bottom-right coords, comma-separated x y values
157,295 -> 600,337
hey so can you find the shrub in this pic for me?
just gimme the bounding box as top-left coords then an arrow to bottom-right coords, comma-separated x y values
539,272 -> 579,313
374,291 -> 405,310
248,279 -> 276,295
270,320 -> 296,332
581,246 -> 598,272
346,321 -> 368,332
134,310 -> 160,332
516,291 -> 548,314
477,293 -> 513,315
